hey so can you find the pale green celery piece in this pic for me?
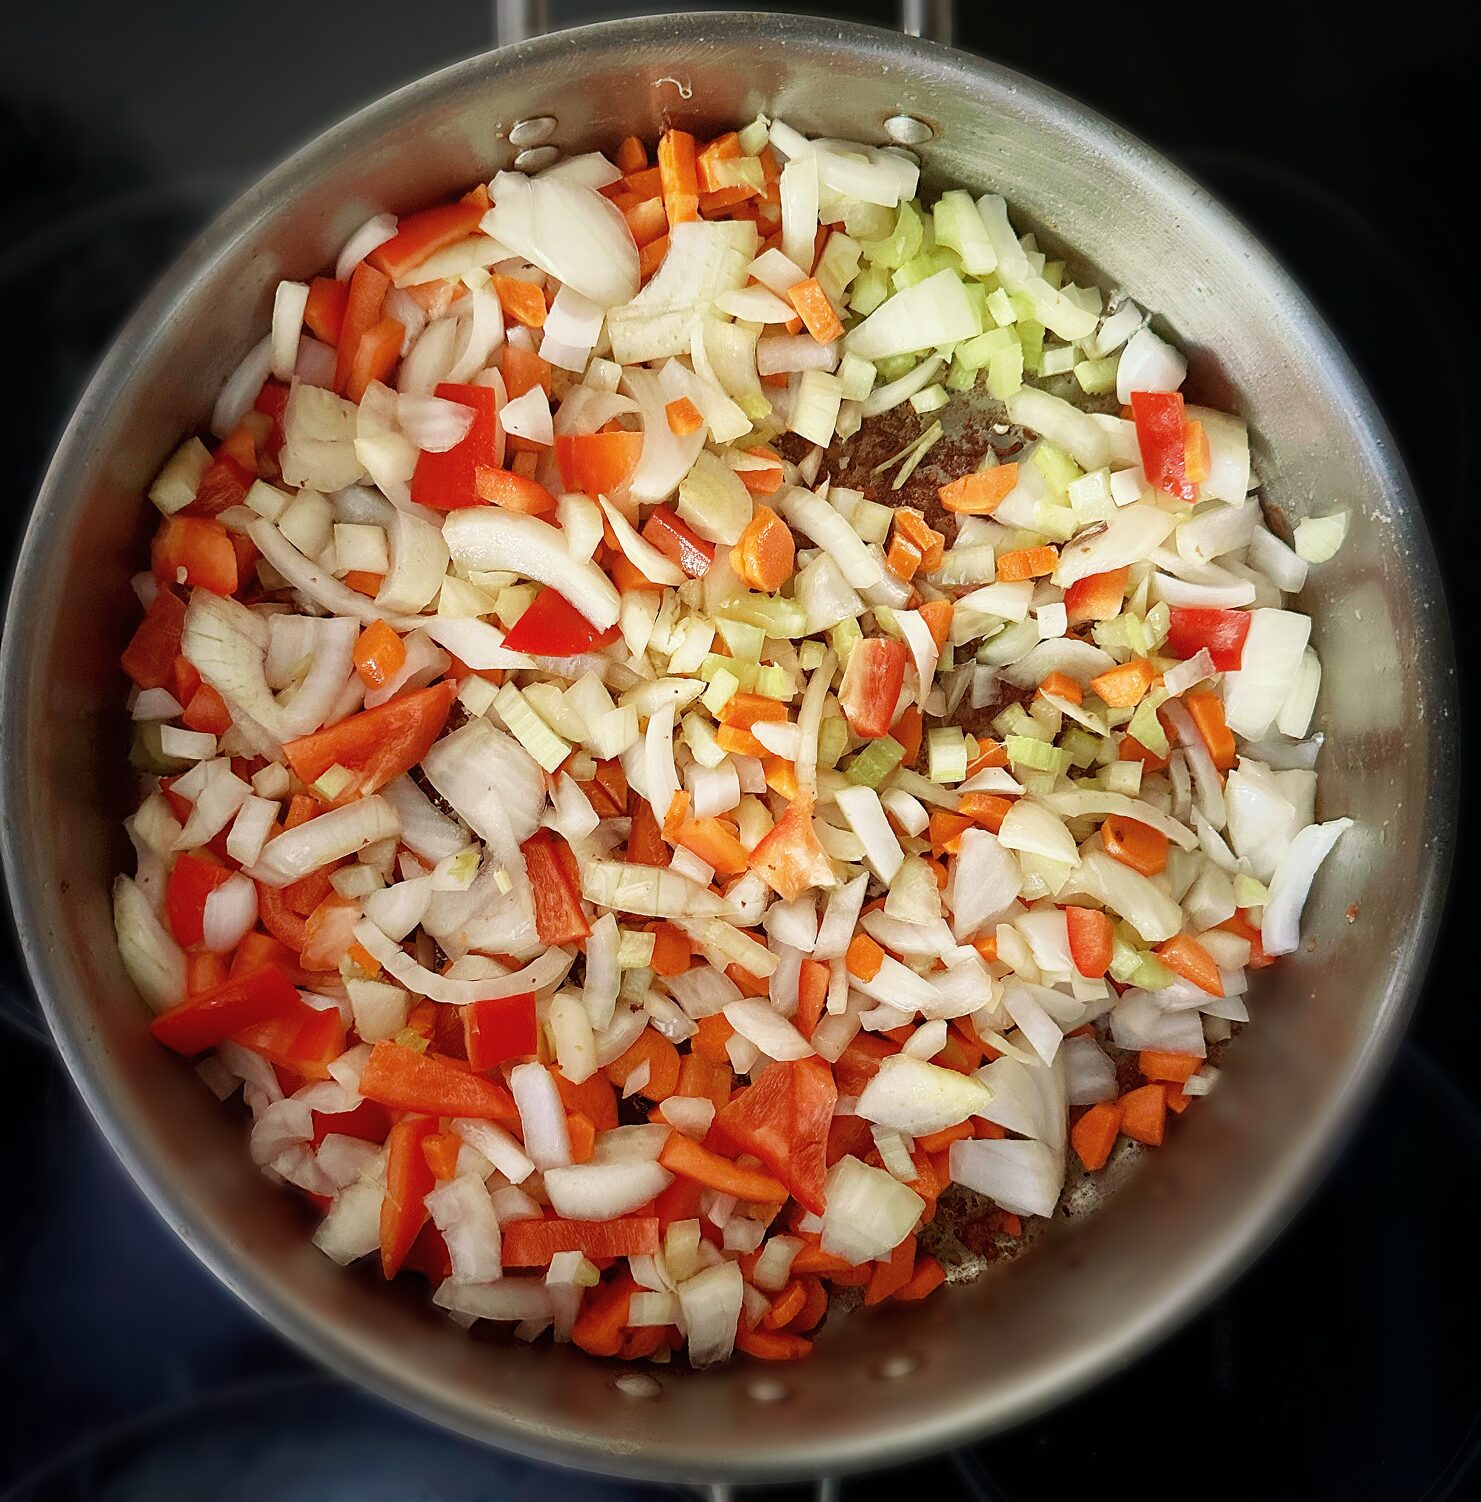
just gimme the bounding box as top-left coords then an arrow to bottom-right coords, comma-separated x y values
816,713 -> 849,770
1131,953 -> 1176,990
871,605 -> 899,637
1017,770 -> 1060,799
1074,355 -> 1120,395
752,664 -> 795,701
1039,345 -> 1077,377
852,498 -> 894,544
874,352 -> 918,382
495,584 -> 538,631
847,736 -> 906,788
1099,758 -> 1142,795
798,639 -> 827,672
1006,735 -> 1069,774
1034,501 -> 1078,542
830,618 -> 863,662
740,392 -> 774,423
891,250 -> 954,293
994,701 -> 1037,740
1016,319 -> 1046,374
683,712 -> 728,768
701,666 -> 741,716
955,325 -> 1018,372
724,595 -> 808,638
985,287 -> 1017,327
910,383 -> 950,416
1061,727 -> 1101,768
715,616 -> 765,660
1041,258 -> 1065,290
850,265 -> 891,317
1067,468 -> 1115,525
837,353 -> 877,402
927,726 -> 968,783
1143,601 -> 1171,651
1028,695 -> 1062,736
892,422 -> 945,489
946,357 -> 978,393
1108,932 -> 1144,984
861,201 -> 924,271
1032,441 -> 1083,495
939,643 -> 955,672
986,344 -> 1025,400
313,764 -> 354,801
494,682 -> 570,773
1233,873 -> 1270,908
962,281 -> 989,328
1126,693 -> 1169,756
738,117 -> 771,154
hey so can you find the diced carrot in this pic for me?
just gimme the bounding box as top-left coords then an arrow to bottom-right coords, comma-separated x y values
566,1110 -> 597,1164
1119,733 -> 1169,773
695,131 -> 741,192
639,234 -> 670,280
796,957 -> 829,1039
421,1129 -> 462,1181
1101,813 -> 1168,876
334,261 -> 390,395
996,545 -> 1059,582
1165,1083 -> 1193,1114
625,798 -> 666,865
1185,420 -> 1211,485
554,1070 -> 620,1132
570,1272 -> 638,1358
718,692 -> 788,729
715,724 -> 768,757
675,815 -> 750,876
352,620 -> 406,690
762,1279 -> 808,1330
1065,905 -> 1114,978
614,134 -> 647,173
657,130 -> 700,225
1071,1101 -> 1123,1170
725,963 -> 771,999
957,793 -> 1013,834
918,598 -> 953,651
762,756 -> 798,801
939,463 -> 1019,515
736,1326 -> 813,1361
972,935 -> 999,965
1157,934 -> 1224,996
1118,1084 -> 1167,1147
624,196 -> 669,249
1186,690 -> 1236,771
1139,1049 -> 1203,1084
647,921 -> 692,977
785,277 -> 843,344
892,509 -> 945,571
1219,908 -> 1274,969
1038,670 -> 1082,704
501,343 -> 552,399
929,809 -> 973,855
915,1122 -> 973,1154
623,166 -> 663,199
886,533 -> 923,581
1090,658 -> 1156,708
693,1013 -> 735,1062
605,1028 -> 681,1101
492,274 -> 547,328
658,1131 -> 789,1202
846,933 -> 885,982
864,1234 -> 917,1305
895,1253 -> 947,1301
893,703 -> 923,766
665,396 -> 704,436
343,570 -> 384,597
730,505 -> 795,592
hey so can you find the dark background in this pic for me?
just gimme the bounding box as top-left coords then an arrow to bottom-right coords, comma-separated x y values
1,3 -> 1476,1498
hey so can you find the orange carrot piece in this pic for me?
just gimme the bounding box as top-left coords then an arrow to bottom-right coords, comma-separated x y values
929,809 -> 973,855
895,1253 -> 947,1301
846,933 -> 885,982
693,1013 -> 735,1063
604,1028 -> 682,1101
614,135 -> 648,173
639,234 -> 670,280
730,505 -> 795,592
761,1279 -> 808,1330
796,956 -> 829,1039
996,545 -> 1059,582
1038,670 -> 1083,704
1101,813 -> 1168,876
892,508 -> 945,571
657,1131 -> 790,1202
492,274 -> 547,328
657,130 -> 700,225
864,1234 -> 917,1306
886,533 -> 923,581
624,195 -> 669,249
1090,658 -> 1157,708
1139,1049 -> 1203,1084
675,815 -> 750,876
1071,1102 -> 1124,1171
915,1122 -> 973,1154
715,724 -> 768,758
665,396 -> 704,436
566,1110 -> 597,1164
1118,1084 -> 1167,1147
736,1326 -> 813,1361
1185,690 -> 1236,771
1157,934 -> 1224,996
352,620 -> 406,691
695,131 -> 742,192
918,598 -> 954,650
957,792 -> 1013,833
625,799 -> 666,865
785,277 -> 843,343
719,692 -> 788,728
422,1130 -> 462,1181
938,463 -> 1019,515
893,703 -> 923,766
647,921 -> 692,977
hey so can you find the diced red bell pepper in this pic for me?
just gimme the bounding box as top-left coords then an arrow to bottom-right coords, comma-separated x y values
520,829 -> 591,945
1065,905 -> 1113,978
367,200 -> 487,282
746,792 -> 835,903
150,964 -> 303,1054
334,261 -> 391,396
182,682 -> 233,736
380,1114 -> 439,1279
356,1040 -> 520,1122
1063,566 -> 1129,626
410,383 -> 501,509
463,994 -> 538,1070
281,680 -> 456,800
121,588 -> 186,690
641,505 -> 715,578
186,455 -> 254,518
303,278 -> 349,346
152,516 -> 238,596
253,379 -> 290,459
234,996 -> 347,1079
838,636 -> 908,738
832,1032 -> 897,1096
554,431 -> 643,497
1130,390 -> 1196,502
311,1096 -> 392,1146
165,851 -> 235,947
472,466 -> 557,514
1166,605 -> 1253,671
501,588 -> 620,656
710,1056 -> 836,1215
500,1216 -> 661,1268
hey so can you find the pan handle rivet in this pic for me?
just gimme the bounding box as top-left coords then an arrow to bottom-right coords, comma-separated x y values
883,114 -> 934,146
510,115 -> 558,147
613,1372 -> 662,1399
513,144 -> 561,172
747,1376 -> 791,1403
872,1351 -> 920,1379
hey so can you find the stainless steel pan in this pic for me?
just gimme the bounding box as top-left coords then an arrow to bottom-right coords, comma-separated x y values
0,8 -> 1458,1484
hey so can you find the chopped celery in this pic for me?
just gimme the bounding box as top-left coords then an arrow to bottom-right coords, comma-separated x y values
892,249 -> 955,292
752,664 -> 796,701
909,383 -> 950,416
1131,952 -> 1175,990
1234,873 -> 1270,908
739,392 -> 773,423
849,265 -> 891,317
1015,318 -> 1046,375
830,618 -> 863,662
927,726 -> 968,783
701,665 -> 742,714
798,639 -> 827,672
1039,344 -> 1077,377
837,352 -> 877,402
617,928 -> 657,969
846,736 -> 906,788
1108,933 -> 1144,984
852,497 -> 893,545
1033,500 -> 1078,542
946,357 -> 978,393
816,713 -> 849,770
129,722 -> 191,775
682,711 -> 728,767
1017,770 -> 1060,799
1142,601 -> 1171,651
1100,758 -> 1142,796
994,701 -> 1039,740
1125,693 -> 1169,756
723,594 -> 808,638
814,232 -> 862,303
312,764 -> 354,801
892,421 -> 945,489
715,617 -> 765,661
495,584 -> 538,631
985,286 -> 1017,327
961,281 -> 988,332
1074,355 -> 1120,395
1005,735 -> 1069,775
1041,258 -> 1065,290
1061,727 -> 1101,768
1067,467 -> 1115,525
873,352 -> 918,382
861,201 -> 925,271
985,343 -> 1024,399
738,116 -> 771,155
954,325 -> 1018,372
1032,441 -> 1083,495
932,190 -> 998,275
494,682 -> 571,773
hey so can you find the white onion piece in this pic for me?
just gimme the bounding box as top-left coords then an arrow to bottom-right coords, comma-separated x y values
659,1096 -> 716,1139
844,270 -> 980,361
270,281 -> 309,381
1040,790 -> 1199,851
1064,1036 -> 1119,1105
543,1161 -> 672,1221
757,332 -> 840,376
947,828 -> 1022,942
677,1261 -> 744,1369
1248,526 -> 1309,594
362,877 -> 432,942
998,800 -> 1079,868
1066,849 -> 1183,942
1109,992 -> 1206,1055
1261,818 -> 1353,956
353,918 -> 573,1003
485,172 -> 639,310
1054,503 -> 1177,588
1185,406 -> 1251,503
453,1118 -> 535,1185
210,335 -> 273,439
443,508 -> 621,630
381,775 -> 468,862
860,355 -> 944,418
814,872 -> 868,958
622,367 -> 705,503
277,617 -> 359,737
425,1175 -> 503,1283
722,999 -> 814,1061
999,637 -> 1115,689
1116,326 -> 1187,405
856,1055 -> 993,1135
397,392 -> 476,452
949,1137 -> 1062,1219
434,1278 -> 553,1323
201,873 -> 258,953
1221,608 -> 1312,740
113,875 -> 186,1014
820,1156 -> 924,1265
335,213 -> 397,280
1006,386 -> 1111,472
600,497 -> 686,586
499,386 -> 554,445
257,797 -> 400,884
248,518 -> 408,625
833,785 -> 903,883
509,1061 -> 572,1170
447,278 -> 506,384
1001,980 -> 1067,1066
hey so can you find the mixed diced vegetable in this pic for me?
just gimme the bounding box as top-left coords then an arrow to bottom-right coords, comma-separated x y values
116,116 -> 1351,1367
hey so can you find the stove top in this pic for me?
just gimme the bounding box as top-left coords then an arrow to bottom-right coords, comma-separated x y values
1,4 -> 1475,1498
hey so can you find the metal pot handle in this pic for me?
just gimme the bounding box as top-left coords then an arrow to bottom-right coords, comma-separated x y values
496,1 -> 953,47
